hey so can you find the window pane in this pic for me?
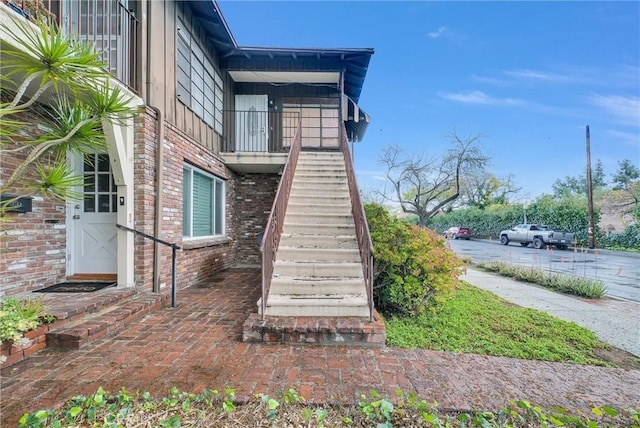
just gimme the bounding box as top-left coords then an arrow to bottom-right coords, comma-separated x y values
214,180 -> 224,234
192,172 -> 213,236
112,194 -> 118,213
98,154 -> 110,171
183,168 -> 191,236
84,155 -> 95,171
84,175 -> 95,192
98,174 -> 110,192
98,195 -> 111,212
84,195 -> 95,212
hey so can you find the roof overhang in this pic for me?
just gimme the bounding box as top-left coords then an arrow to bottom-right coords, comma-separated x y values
228,71 -> 340,85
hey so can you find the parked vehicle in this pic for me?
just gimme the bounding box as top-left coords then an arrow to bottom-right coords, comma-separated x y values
444,226 -> 472,240
499,224 -> 574,250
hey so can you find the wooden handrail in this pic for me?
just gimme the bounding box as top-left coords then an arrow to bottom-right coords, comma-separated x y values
340,128 -> 374,322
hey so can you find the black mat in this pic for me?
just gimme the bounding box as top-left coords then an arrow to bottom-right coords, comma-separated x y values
33,282 -> 116,293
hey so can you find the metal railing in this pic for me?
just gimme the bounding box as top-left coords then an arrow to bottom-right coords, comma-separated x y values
259,120 -> 302,319
27,0 -> 141,92
115,224 -> 180,307
222,110 -> 300,153
340,127 -> 374,322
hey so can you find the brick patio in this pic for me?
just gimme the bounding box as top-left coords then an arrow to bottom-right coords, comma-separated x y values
1,268 -> 639,425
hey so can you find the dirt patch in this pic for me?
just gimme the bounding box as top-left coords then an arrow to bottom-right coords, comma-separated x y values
594,346 -> 640,369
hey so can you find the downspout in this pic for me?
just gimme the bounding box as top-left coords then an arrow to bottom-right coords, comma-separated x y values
145,0 -> 164,293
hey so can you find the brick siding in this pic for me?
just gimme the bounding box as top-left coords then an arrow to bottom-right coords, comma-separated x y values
1,109 -> 67,296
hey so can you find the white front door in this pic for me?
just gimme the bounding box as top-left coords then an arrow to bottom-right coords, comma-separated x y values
235,95 -> 268,151
70,153 -> 118,274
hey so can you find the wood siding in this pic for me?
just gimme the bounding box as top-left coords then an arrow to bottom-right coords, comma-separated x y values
146,1 -> 231,154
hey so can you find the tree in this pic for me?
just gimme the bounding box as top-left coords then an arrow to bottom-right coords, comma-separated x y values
611,159 -> 640,208
0,15 -> 136,216
379,131 -> 489,226
452,172 -> 521,210
552,159 -> 606,198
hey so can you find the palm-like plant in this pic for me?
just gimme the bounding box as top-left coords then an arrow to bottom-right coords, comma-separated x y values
0,13 -> 138,216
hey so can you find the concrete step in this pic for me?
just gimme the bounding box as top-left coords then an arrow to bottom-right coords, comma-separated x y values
283,222 -> 355,236
286,202 -> 352,214
291,174 -> 348,189
284,212 -> 354,225
289,188 -> 351,199
273,260 -> 363,278
279,233 -> 359,249
46,292 -> 167,349
262,294 -> 370,317
277,246 -> 360,263
270,276 -> 365,295
287,194 -> 350,205
296,170 -> 347,176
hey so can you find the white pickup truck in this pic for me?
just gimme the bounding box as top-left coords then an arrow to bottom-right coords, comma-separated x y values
499,224 -> 575,250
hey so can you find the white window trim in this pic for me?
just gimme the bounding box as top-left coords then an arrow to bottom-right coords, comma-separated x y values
183,163 -> 226,240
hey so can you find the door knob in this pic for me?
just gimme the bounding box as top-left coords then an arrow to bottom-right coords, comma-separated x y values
72,215 -> 80,220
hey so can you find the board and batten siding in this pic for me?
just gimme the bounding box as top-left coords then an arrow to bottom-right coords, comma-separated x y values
147,1 -> 230,154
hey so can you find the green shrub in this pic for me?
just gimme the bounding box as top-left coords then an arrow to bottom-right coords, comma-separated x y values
428,195 -> 596,245
602,223 -> 640,251
365,203 -> 462,316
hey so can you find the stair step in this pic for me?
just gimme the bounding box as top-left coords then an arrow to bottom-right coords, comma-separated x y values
283,222 -> 356,235
291,179 -> 348,188
289,187 -> 351,200
286,202 -> 352,214
46,292 -> 167,349
284,212 -> 355,225
262,295 -> 369,317
270,276 -> 365,295
274,260 -> 363,277
277,246 -> 360,262
279,233 -> 358,249
287,194 -> 350,205
242,311 -> 386,346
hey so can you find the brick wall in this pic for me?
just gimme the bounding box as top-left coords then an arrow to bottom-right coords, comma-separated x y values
136,109 -> 240,291
0,110 -> 67,296
234,173 -> 280,266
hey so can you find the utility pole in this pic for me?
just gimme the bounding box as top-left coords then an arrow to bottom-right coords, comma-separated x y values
585,126 -> 596,249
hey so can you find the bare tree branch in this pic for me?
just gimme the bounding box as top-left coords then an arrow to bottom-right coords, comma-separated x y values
379,131 -> 489,225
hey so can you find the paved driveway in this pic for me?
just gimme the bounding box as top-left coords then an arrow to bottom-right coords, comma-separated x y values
2,269 -> 639,425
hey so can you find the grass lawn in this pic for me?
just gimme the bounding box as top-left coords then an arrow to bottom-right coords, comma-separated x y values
384,281 -> 613,366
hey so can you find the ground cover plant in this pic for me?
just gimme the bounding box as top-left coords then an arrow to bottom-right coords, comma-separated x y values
0,297 -> 54,341
384,281 -> 613,366
18,386 -> 640,427
475,261 -> 607,298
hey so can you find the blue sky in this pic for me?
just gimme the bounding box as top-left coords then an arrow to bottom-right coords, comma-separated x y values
219,1 -> 640,200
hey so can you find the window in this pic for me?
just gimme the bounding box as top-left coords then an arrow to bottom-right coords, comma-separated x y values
177,20 -> 224,133
183,164 -> 225,238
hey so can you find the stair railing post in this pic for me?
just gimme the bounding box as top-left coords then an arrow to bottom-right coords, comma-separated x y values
171,244 -> 178,308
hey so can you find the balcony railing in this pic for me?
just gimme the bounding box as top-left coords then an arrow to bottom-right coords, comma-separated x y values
222,110 -> 300,153
18,0 -> 140,92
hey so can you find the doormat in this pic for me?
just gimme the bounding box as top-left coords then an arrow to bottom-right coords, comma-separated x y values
33,282 -> 116,293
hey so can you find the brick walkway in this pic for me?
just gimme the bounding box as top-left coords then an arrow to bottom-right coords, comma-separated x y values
2,268 -> 639,425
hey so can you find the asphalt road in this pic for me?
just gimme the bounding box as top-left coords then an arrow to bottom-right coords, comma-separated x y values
447,238 -> 640,302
